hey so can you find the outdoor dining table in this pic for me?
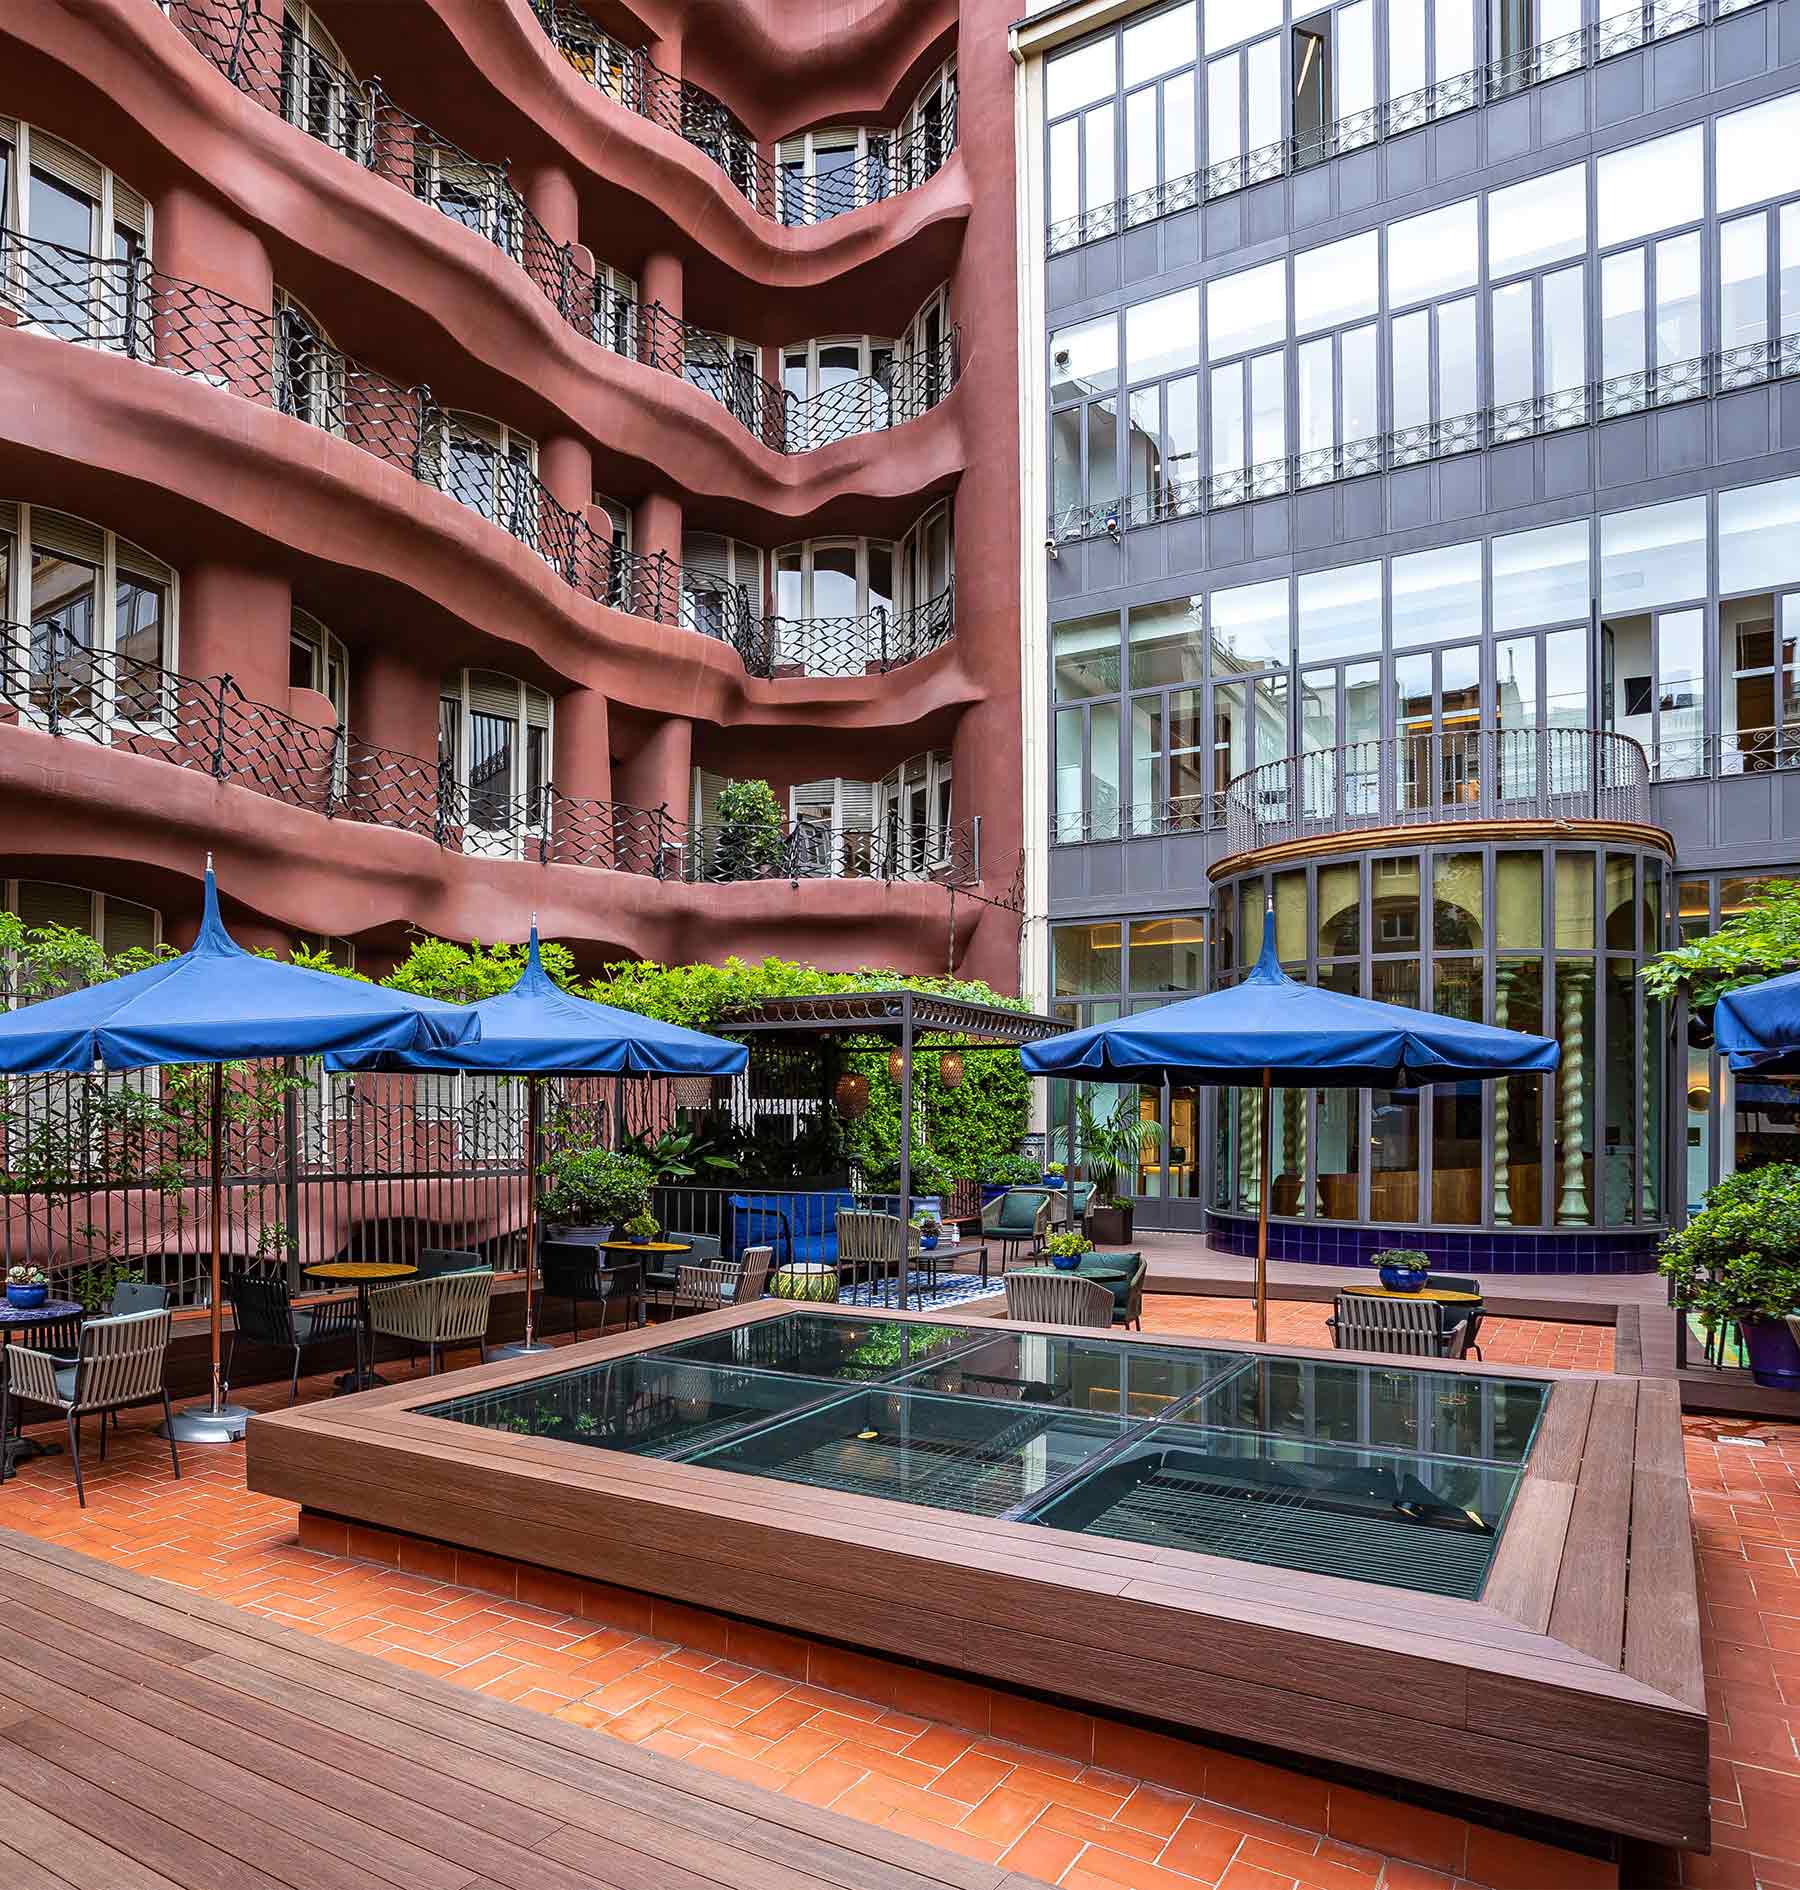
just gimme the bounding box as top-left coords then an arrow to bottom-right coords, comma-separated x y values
595,1240 -> 693,1316
0,1298 -> 82,1470
303,1261 -> 416,1392
1341,1284 -> 1482,1304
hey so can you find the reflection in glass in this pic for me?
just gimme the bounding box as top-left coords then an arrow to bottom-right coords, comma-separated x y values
1431,959 -> 1482,1224
1493,957 -> 1545,1226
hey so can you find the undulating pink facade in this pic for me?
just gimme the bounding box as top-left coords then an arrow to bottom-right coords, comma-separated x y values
0,0 -> 1021,982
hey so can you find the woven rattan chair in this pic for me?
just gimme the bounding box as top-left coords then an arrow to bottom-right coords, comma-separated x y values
226,1272 -> 360,1402
1327,1294 -> 1457,1358
366,1268 -> 495,1375
672,1246 -> 773,1317
1,1308 -> 178,1505
1004,1271 -> 1114,1328
835,1210 -> 906,1293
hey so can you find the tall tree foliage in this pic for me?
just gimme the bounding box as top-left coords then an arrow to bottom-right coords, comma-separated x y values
1641,878 -> 1800,1009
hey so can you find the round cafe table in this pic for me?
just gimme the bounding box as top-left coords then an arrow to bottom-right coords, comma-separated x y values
303,1262 -> 416,1393
592,1241 -> 694,1314
0,1298 -> 83,1471
1342,1283 -> 1482,1303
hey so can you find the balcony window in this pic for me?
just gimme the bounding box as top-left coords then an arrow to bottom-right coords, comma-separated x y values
289,608 -> 349,725
1386,0 -> 1476,127
273,289 -> 346,432
439,671 -> 551,858
680,533 -> 761,643
875,750 -> 953,875
280,3 -> 368,162
1717,93 -> 1800,220
420,412 -> 538,542
3,880 -> 160,1005
777,129 -> 886,224
783,335 -> 896,448
1,504 -> 172,730
0,118 -> 149,348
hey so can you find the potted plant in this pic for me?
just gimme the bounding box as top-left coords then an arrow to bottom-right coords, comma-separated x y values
6,1265 -> 48,1310
912,1212 -> 942,1252
1371,1248 -> 1431,1293
1660,1164 -> 1800,1391
1075,1093 -> 1155,1244
1045,1232 -> 1093,1272
538,1147 -> 657,1240
1043,1161 -> 1066,1189
982,1154 -> 1042,1205
621,1211 -> 661,1246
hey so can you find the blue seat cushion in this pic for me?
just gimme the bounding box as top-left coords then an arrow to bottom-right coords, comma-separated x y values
729,1192 -> 857,1266
53,1364 -> 77,1402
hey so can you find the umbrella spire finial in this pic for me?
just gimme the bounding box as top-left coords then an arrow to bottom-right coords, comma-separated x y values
196,856 -> 232,952
1250,909 -> 1285,983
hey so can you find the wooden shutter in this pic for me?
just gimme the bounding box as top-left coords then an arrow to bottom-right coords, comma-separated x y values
30,510 -> 106,564
466,671 -> 519,720
100,896 -> 158,956
15,880 -> 96,932
27,131 -> 102,200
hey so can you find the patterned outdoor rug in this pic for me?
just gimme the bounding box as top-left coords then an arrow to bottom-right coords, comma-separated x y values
836,1270 -> 997,1311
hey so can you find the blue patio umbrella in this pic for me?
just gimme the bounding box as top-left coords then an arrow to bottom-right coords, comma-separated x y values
1021,913 -> 1559,1340
1716,969 -> 1800,1076
0,865 -> 479,1438
329,926 -> 746,1350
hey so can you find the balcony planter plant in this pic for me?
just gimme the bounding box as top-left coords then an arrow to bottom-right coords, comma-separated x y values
1041,1162 -> 1066,1189
1045,1232 -> 1093,1272
538,1148 -> 657,1242
1659,1164 -> 1800,1391
983,1155 -> 1042,1204
1372,1248 -> 1431,1293
5,1266 -> 48,1310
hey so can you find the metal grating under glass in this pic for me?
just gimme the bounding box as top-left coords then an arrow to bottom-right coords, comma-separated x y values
421,1311 -> 1547,1598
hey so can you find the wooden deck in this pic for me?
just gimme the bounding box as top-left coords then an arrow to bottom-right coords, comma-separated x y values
249,1302 -> 1711,1853
0,1526 -> 1053,1890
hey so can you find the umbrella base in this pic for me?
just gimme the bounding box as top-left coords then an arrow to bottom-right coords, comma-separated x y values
489,1340 -> 557,1360
161,1400 -> 251,1444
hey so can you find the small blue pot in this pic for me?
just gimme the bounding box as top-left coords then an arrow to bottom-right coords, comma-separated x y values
1042,1176 -> 1065,1188
1378,1264 -> 1428,1293
918,1233 -> 939,1251
1050,1251 -> 1083,1271
6,1283 -> 47,1309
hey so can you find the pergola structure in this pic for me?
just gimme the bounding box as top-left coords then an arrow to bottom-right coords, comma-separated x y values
716,990 -> 1069,1305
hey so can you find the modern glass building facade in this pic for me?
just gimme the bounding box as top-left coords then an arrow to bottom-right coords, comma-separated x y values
1011,0 -> 1800,1270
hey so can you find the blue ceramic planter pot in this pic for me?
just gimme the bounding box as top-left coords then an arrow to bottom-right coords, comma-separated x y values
1741,1316 -> 1800,1391
1378,1265 -> 1428,1292
919,1234 -> 938,1251
1050,1252 -> 1082,1270
6,1283 -> 47,1309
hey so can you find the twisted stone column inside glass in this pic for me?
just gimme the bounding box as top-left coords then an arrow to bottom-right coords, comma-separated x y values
1557,967 -> 1589,1225
1492,970 -> 1512,1226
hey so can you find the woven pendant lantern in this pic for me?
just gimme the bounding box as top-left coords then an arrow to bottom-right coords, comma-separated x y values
887,1049 -> 906,1083
938,1051 -> 965,1089
834,1071 -> 870,1118
672,1075 -> 715,1110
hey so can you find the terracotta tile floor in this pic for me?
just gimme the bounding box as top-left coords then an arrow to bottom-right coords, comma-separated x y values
1136,1293 -> 1617,1372
0,1299 -> 1772,1890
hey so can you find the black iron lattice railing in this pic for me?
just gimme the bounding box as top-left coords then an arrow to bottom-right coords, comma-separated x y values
754,583 -> 957,678
0,624 -> 983,893
525,0 -> 958,225
1047,0 -> 1760,253
158,0 -> 962,453
1050,334 -> 1800,543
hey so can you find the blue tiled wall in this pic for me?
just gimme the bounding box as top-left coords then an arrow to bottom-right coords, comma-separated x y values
1205,1215 -> 1659,1275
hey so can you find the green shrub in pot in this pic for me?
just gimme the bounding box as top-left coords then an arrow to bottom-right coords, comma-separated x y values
1659,1164 -> 1800,1389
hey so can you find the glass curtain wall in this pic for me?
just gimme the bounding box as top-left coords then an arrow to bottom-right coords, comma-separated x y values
1051,916 -> 1209,1204
1211,842 -> 1669,1233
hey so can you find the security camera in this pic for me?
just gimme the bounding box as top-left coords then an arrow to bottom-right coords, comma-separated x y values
1044,535 -> 1059,559
1105,513 -> 1121,542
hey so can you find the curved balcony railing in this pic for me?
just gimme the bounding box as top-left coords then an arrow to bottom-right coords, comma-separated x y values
159,2 -> 962,452
525,0 -> 958,225
1051,331 -> 1800,544
1048,0 -> 1761,253
1,625 -> 983,888
3,226 -> 961,683
1222,727 -> 1651,856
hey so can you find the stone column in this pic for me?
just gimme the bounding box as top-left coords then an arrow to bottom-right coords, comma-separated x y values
631,489 -> 683,624
149,184 -> 273,400
638,250 -> 683,374
553,687 -> 614,864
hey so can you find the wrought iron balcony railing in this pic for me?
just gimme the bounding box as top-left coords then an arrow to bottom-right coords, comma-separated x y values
1221,727 -> 1651,855
1048,0 -> 1763,253
1051,332 -> 1800,543
0,625 -> 983,889
525,0 -> 958,224
157,1 -> 961,452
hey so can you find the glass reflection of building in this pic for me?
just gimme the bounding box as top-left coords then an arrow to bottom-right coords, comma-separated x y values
1030,3 -> 1800,1269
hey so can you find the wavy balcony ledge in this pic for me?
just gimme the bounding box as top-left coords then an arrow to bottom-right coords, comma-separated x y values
0,325 -> 980,730
160,1 -> 964,455
4,626 -> 983,888
526,0 -> 957,226
1050,336 -> 1800,545
0,713 -> 981,971
1048,0 -> 1768,255
1,234 -> 963,689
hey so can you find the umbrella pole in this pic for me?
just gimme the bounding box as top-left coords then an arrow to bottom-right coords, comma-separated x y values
163,1060 -> 250,1442
492,1076 -> 554,1359
1255,1069 -> 1271,1346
